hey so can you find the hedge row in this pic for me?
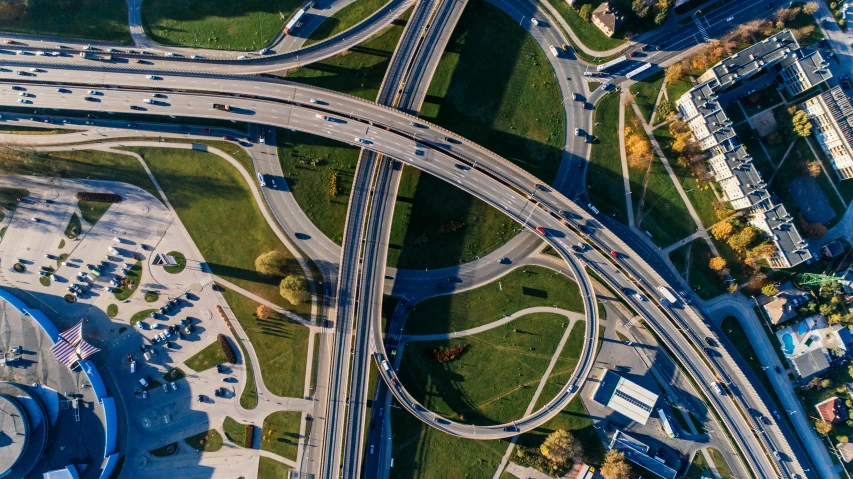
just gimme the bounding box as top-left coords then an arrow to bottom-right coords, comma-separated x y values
244,424 -> 254,448
218,333 -> 237,364
76,192 -> 122,203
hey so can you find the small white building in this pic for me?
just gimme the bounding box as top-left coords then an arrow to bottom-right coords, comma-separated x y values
591,369 -> 659,425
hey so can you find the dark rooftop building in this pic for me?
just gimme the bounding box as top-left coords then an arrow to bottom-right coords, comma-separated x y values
698,30 -> 800,90
792,348 -> 831,380
608,430 -> 677,479
799,86 -> 853,180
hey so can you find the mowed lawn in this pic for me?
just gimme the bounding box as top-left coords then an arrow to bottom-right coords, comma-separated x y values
634,156 -> 697,247
387,167 -> 519,269
421,0 -> 565,183
587,92 -> 627,223
541,0 -> 626,52
220,286 -> 309,398
404,266 -> 583,335
400,313 -> 576,424
123,147 -> 308,314
285,10 -> 410,101
629,70 -> 664,124
668,240 -> 728,300
141,0 -> 298,51
276,128 -> 361,245
0,0 -> 131,43
261,411 -> 302,460
303,0 -> 390,46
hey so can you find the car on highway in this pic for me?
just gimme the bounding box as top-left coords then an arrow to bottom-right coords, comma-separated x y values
11,86 -> 23,91
369,445 -> 375,454
257,172 -> 266,187
355,137 -> 370,144
17,99 -> 29,104
609,250 -> 618,258
535,226 -> 547,235
56,88 -> 70,93
587,203 -> 600,214
237,55 -> 248,60
530,17 -> 539,25
575,128 -> 583,136
634,293 -> 646,301
146,75 -> 157,80
144,99 -> 153,104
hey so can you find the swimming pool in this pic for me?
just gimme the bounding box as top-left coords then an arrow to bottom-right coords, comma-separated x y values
782,333 -> 795,356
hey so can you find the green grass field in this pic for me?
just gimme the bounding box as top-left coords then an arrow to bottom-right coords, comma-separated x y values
304,0 -> 390,46
0,149 -> 160,200
106,304 -> 118,318
668,239 -> 728,299
130,309 -> 155,327
634,156 -> 697,248
404,266 -> 583,335
400,314 -> 577,424
124,147 -> 308,313
78,200 -> 111,226
184,429 -> 223,452
184,340 -> 229,372
141,0 -> 298,51
0,187 -> 27,223
285,11 -> 410,101
541,0 -> 627,52
387,167 -> 519,269
420,0 -> 565,183
720,316 -> 780,406
587,92 -> 627,223
64,213 -> 81,239
258,457 -> 291,479
276,128 -> 361,245
630,70 -> 665,123
163,251 -> 187,274
685,451 -> 711,479
223,417 -> 249,446
261,411 -> 302,460
0,0 -> 131,43
708,448 -> 735,479
652,126 -> 720,228
219,286 -> 308,398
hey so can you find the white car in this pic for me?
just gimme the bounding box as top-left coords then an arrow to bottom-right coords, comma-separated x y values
35,51 -> 45,56
237,55 -> 248,60
88,90 -> 98,95
191,54 -> 200,59
163,383 -> 169,392
144,98 -> 153,104
634,293 -> 647,302
355,137 -> 369,144
170,382 -> 177,391
587,203 -> 600,215
257,172 -> 266,187
146,75 -> 156,80
139,377 -> 149,387
315,114 -> 329,120
259,48 -> 269,54
164,52 -> 174,57
531,18 -> 540,26
310,98 -> 319,104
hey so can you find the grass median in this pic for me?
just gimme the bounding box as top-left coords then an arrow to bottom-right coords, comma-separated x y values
142,0 -> 297,51
0,0 -> 131,43
404,265 -> 584,335
261,411 -> 302,460
219,286 -> 308,398
283,9 -> 411,101
586,92 -> 627,223
78,200 -> 111,226
258,457 -> 291,479
0,125 -> 76,135
124,147 -> 308,314
303,0 -> 390,46
668,239 -> 728,300
184,340 -> 229,372
540,0 -> 627,52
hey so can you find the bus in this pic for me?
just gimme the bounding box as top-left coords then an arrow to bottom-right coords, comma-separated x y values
626,62 -> 653,80
658,408 -> 678,438
596,55 -> 627,72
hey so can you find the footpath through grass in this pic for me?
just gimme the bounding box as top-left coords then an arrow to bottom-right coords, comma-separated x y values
420,0 -> 565,183
400,313 -> 577,425
630,70 -> 665,124
668,239 -> 728,299
0,0 -> 131,43
184,340 -> 229,372
219,286 -> 309,398
276,129 -> 361,245
404,265 -> 583,335
124,147 -> 307,313
634,156 -> 697,248
261,411 -> 302,460
304,0 -> 390,46
586,92 -> 627,223
0,149 -> 159,200
284,10 -> 411,101
141,0 -> 297,51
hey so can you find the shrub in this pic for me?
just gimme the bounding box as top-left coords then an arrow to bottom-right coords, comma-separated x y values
256,305 -> 273,319
280,275 -> 310,305
579,3 -> 593,21
255,250 -> 289,276
427,344 -> 468,362
75,192 -> 122,203
218,334 -> 237,364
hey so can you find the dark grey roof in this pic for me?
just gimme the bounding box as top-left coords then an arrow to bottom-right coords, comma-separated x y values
716,142 -> 770,207
610,431 -> 677,479
711,30 -> 799,90
686,80 -> 737,147
780,50 -> 832,91
792,348 -> 830,379
758,202 -> 810,268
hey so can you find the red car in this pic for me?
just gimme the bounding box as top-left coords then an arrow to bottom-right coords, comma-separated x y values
536,226 -> 547,235
202,128 -> 211,133
609,250 -> 618,258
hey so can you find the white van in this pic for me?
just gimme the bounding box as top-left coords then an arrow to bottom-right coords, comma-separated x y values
130,360 -> 136,373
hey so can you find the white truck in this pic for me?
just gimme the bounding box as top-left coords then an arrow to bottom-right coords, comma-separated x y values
549,45 -> 559,57
658,286 -> 678,305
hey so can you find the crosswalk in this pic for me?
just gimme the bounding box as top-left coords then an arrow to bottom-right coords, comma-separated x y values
693,15 -> 711,43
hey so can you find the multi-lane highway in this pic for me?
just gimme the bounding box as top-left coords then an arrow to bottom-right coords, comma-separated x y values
0,66 -> 815,477
0,0 -> 834,475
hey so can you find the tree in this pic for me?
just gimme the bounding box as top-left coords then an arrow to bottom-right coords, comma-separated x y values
806,161 -> 822,177
256,304 -> 272,319
632,0 -> 650,17
728,226 -> 758,252
820,303 -> 837,316
816,419 -> 833,435
280,274 -> 310,305
665,63 -> 684,84
711,221 -> 734,240
540,429 -> 582,464
255,250 -> 289,276
749,242 -> 777,260
774,6 -> 801,26
801,221 -> 828,238
579,4 -> 593,21
654,8 -> 667,25
838,436 -> 850,443
762,284 -> 780,297
792,110 -> 813,137
601,450 -> 634,479
709,257 -> 727,271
